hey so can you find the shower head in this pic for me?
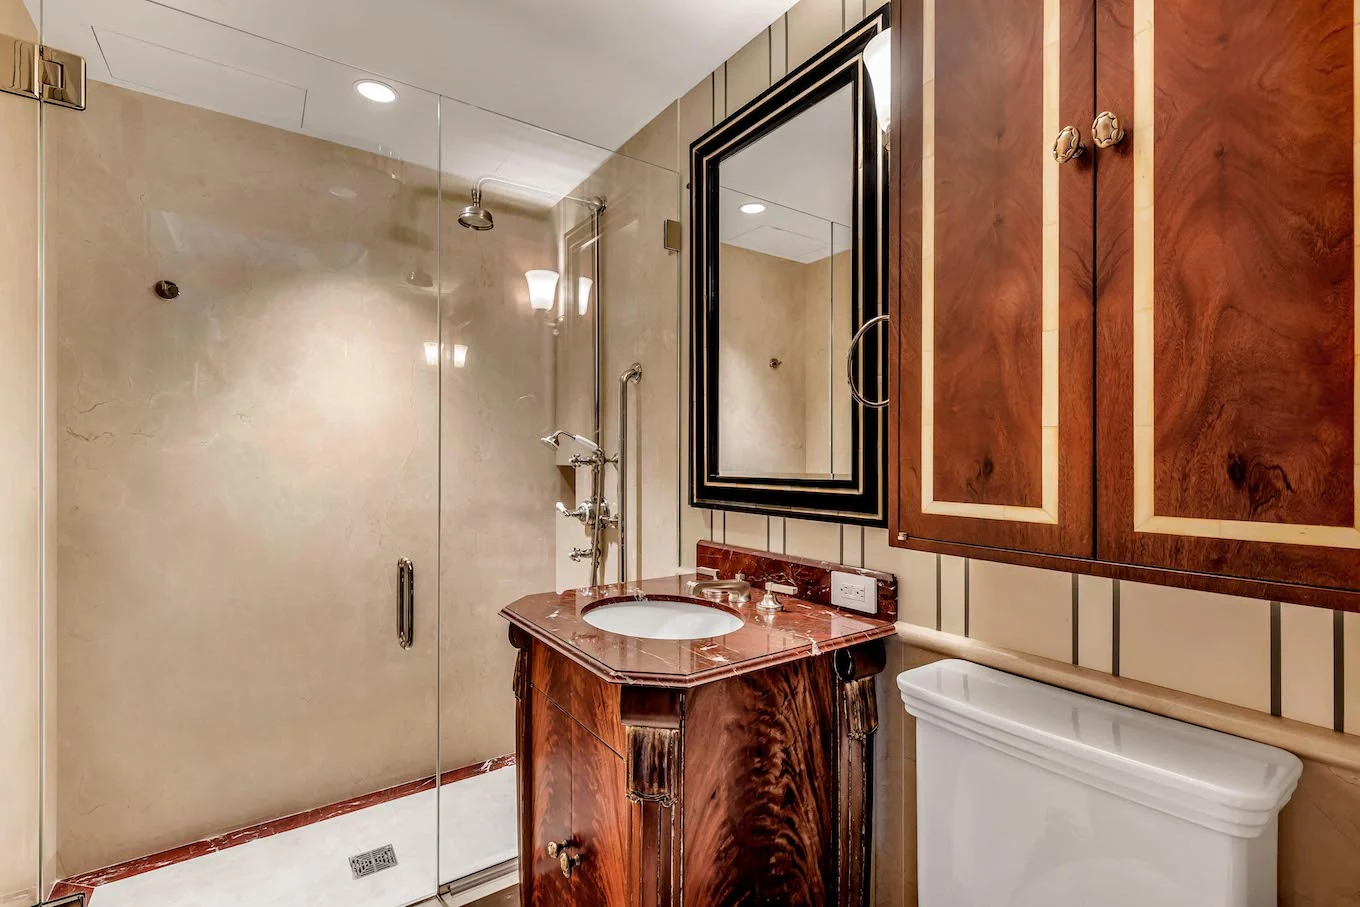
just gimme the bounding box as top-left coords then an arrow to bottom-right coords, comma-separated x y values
540,429 -> 601,455
457,188 -> 494,231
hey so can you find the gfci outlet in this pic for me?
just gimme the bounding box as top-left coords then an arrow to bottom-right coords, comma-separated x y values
830,571 -> 876,615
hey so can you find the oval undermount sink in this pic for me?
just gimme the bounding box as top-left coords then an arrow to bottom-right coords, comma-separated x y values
583,598 -> 744,641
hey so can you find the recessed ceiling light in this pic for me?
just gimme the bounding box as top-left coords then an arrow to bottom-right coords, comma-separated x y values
739,202 -> 766,215
355,80 -> 398,104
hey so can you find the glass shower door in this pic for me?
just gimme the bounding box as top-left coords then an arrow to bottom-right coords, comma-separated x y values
37,4 -> 444,904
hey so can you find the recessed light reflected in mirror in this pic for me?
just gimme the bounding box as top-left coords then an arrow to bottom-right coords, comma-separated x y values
355,80 -> 398,104
738,202 -> 766,215
452,344 -> 469,368
329,186 -> 357,199
424,342 -> 439,366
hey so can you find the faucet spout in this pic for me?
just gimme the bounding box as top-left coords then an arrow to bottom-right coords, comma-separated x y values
685,577 -> 752,605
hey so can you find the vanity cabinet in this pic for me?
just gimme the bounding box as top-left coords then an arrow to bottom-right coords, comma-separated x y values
890,0 -> 1360,602
506,625 -> 886,906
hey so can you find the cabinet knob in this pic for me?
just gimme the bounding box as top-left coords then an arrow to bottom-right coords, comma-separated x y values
547,840 -> 582,878
1052,126 -> 1085,163
1092,111 -> 1126,148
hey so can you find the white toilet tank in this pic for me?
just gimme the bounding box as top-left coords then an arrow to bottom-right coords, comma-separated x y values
898,660 -> 1302,907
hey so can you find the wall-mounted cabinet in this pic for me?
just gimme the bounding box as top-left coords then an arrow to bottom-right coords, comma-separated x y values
890,0 -> 1360,608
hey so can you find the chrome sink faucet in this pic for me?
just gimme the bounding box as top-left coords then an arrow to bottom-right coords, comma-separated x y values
685,575 -> 751,605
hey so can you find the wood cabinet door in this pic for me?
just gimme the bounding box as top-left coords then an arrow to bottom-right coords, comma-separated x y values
529,690 -> 574,907
570,721 -> 628,906
1095,0 -> 1360,587
893,0 -> 1096,556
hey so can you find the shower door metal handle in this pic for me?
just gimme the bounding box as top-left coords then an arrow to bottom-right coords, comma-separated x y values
397,557 -> 414,650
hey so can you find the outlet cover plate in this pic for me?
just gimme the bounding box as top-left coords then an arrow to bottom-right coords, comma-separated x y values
830,571 -> 876,615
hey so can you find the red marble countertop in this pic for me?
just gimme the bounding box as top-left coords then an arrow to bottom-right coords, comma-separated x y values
500,574 -> 895,689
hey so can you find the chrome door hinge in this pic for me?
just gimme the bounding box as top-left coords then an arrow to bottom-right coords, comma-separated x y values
3,34 -> 86,110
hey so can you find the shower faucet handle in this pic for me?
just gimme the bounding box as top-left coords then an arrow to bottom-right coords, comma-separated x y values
556,501 -> 592,523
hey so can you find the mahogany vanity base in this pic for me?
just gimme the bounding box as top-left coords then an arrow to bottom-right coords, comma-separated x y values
509,625 -> 885,906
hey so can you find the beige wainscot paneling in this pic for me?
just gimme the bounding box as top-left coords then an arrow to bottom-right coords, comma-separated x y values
864,527 -> 937,629
872,638 -> 943,907
725,29 -> 772,112
1345,612 -> 1360,734
786,0 -> 845,70
939,555 -> 966,636
1076,574 -> 1114,673
1279,603 -> 1335,730
770,14 -> 789,80
677,76 -> 715,568
724,511 -> 770,551
1118,582 -> 1271,713
616,100 -> 678,173
0,0 -> 41,902
785,517 -> 843,562
1279,759 -> 1360,906
967,561 -> 1072,663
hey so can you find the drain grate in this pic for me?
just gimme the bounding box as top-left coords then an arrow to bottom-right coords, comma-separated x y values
349,844 -> 399,879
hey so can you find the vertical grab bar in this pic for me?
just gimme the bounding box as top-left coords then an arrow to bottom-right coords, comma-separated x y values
617,364 -> 643,584
397,557 -> 414,649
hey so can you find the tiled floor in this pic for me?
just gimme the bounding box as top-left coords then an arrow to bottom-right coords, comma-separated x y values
83,767 -> 516,907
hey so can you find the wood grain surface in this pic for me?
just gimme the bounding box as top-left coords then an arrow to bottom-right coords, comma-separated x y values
529,689 -> 573,907
1147,0 -> 1353,528
682,655 -> 839,905
895,0 -> 1095,556
572,721 -> 628,906
532,638 -> 626,756
931,0 -> 1046,508
1096,0 -> 1360,589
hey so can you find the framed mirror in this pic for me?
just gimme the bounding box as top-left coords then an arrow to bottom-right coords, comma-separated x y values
690,8 -> 888,525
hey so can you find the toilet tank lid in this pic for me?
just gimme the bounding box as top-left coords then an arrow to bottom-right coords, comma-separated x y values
898,660 -> 1303,836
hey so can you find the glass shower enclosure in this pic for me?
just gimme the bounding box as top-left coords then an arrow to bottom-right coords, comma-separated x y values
1,1 -> 679,904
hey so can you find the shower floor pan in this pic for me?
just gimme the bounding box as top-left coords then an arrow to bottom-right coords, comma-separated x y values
50,758 -> 518,907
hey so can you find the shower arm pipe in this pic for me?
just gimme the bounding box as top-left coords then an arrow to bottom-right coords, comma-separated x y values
471,175 -> 605,212
616,364 -> 643,584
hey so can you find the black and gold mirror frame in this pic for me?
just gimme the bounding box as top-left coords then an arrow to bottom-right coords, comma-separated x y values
689,7 -> 889,525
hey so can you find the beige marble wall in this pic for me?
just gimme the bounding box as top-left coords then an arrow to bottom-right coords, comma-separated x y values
0,0 -> 41,901
47,82 -> 553,876
717,244 -> 809,475
438,184 -> 558,773
551,141 -> 681,589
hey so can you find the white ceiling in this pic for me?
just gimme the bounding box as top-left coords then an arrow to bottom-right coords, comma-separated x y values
33,0 -> 798,165
719,84 -> 854,262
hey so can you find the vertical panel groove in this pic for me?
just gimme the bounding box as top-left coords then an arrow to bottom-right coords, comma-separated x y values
1270,602 -> 1282,718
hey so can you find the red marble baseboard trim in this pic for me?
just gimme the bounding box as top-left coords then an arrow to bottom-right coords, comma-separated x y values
698,540 -> 898,620
54,753 -> 515,902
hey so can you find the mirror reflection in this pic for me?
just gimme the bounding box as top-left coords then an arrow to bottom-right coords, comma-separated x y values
716,84 -> 855,480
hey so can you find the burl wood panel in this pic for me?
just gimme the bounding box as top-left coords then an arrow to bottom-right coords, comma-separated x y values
532,640 -> 625,756
1151,1 -> 1353,526
895,0 -> 1095,556
572,721 -> 628,907
529,689 -> 573,907
682,655 -> 839,905
931,0 -> 1046,508
1096,0 -> 1360,588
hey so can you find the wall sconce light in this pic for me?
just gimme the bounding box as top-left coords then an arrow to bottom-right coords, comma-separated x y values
578,277 -> 593,317
863,28 -> 891,137
525,269 -> 560,312
452,344 -> 469,368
